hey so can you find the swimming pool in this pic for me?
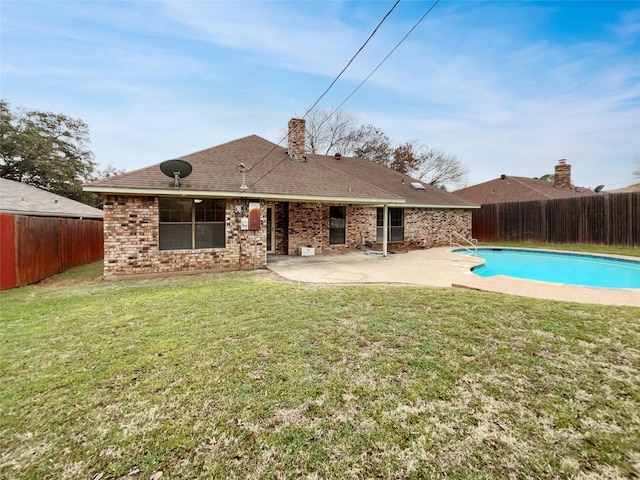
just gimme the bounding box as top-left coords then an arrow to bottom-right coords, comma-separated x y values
454,248 -> 640,289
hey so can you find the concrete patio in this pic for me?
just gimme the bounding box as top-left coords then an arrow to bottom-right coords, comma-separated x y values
267,247 -> 640,307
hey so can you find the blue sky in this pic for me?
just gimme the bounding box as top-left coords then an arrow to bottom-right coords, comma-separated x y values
2,0 -> 639,190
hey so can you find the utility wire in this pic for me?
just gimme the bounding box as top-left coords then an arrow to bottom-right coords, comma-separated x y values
301,0 -> 440,153
246,0 -> 441,188
245,0 -> 401,182
332,0 -> 440,119
299,0 -> 401,121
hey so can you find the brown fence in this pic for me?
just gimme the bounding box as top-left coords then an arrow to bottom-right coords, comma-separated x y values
0,214 -> 103,290
472,192 -> 639,247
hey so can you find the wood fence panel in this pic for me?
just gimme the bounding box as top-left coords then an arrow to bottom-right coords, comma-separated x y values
471,203 -> 496,241
472,193 -> 639,247
0,213 -> 17,290
15,216 -> 62,286
609,192 -> 640,246
520,201 -> 544,242
12,215 -> 104,288
60,218 -> 104,270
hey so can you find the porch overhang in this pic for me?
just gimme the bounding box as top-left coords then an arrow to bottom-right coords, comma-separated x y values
82,186 -> 405,206
402,203 -> 481,209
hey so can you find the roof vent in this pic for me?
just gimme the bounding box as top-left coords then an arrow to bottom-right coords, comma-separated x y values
411,182 -> 425,191
500,174 -> 506,180
334,152 -> 342,161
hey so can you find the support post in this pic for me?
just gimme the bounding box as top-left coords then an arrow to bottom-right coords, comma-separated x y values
382,203 -> 388,257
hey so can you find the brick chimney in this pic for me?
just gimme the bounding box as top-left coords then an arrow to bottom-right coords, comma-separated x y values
288,118 -> 306,159
554,159 -> 571,190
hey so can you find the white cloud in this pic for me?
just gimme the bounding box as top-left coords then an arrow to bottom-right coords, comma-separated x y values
1,0 -> 637,189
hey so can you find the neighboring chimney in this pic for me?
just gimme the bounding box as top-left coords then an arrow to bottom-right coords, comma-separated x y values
288,118 -> 306,159
554,159 -> 571,190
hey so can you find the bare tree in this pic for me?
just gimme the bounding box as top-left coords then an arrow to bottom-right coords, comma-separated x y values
304,108 -> 359,155
634,155 -> 640,180
300,108 -> 469,189
411,146 -> 469,190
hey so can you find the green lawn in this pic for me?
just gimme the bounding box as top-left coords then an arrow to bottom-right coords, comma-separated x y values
1,263 -> 639,479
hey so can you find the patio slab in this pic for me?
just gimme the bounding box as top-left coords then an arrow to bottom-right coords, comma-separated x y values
267,247 -> 640,307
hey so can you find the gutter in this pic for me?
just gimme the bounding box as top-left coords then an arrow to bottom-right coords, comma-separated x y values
82,186 -> 405,206
401,203 -> 480,209
0,209 -> 103,219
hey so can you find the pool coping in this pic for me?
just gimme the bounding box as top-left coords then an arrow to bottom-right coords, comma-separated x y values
267,247 -> 640,307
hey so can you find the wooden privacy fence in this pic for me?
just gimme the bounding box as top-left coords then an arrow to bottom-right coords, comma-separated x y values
0,213 -> 103,290
472,192 -> 639,247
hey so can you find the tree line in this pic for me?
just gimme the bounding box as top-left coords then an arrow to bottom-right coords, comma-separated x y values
303,108 -> 469,190
0,100 -> 121,208
3,100 -> 639,209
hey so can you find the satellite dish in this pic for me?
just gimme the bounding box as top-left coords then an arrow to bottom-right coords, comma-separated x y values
594,185 -> 605,193
160,159 -> 192,188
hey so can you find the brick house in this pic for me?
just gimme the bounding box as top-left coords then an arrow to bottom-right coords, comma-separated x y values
453,160 -> 596,205
84,119 -> 477,278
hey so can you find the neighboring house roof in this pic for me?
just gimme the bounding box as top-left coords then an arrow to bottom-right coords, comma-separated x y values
605,183 -> 640,193
85,135 -> 477,209
453,175 -> 596,205
0,178 -> 104,218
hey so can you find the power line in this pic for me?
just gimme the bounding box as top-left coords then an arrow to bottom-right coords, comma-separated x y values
299,0 -> 401,121
247,0 -> 441,188
246,0 -> 401,182
307,0 -> 440,149
334,0 -> 440,116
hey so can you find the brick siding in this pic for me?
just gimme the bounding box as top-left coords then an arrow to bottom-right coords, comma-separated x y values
103,196 -> 472,276
404,208 -> 472,248
103,196 -> 266,277
285,204 -> 471,255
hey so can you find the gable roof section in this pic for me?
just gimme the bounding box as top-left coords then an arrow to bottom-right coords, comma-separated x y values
605,183 -> 640,193
453,176 -> 596,205
310,154 -> 474,208
1,178 -> 103,218
85,135 -> 477,208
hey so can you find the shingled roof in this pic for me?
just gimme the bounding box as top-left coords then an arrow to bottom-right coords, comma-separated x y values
605,183 -> 640,193
453,175 -> 596,205
85,135 -> 476,209
1,178 -> 103,218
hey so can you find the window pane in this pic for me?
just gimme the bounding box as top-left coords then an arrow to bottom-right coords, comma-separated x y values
159,223 -> 192,250
390,209 -> 403,227
160,198 -> 191,222
159,198 -> 226,250
330,230 -> 346,244
376,208 -> 404,242
330,206 -> 346,245
390,226 -> 404,241
195,223 -> 225,249
195,199 -> 225,222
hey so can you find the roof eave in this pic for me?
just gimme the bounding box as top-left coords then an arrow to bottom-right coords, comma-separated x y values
82,186 -> 405,205
402,203 -> 480,209
0,208 -> 103,219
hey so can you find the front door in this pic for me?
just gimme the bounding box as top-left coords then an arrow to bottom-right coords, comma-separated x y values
266,205 -> 275,254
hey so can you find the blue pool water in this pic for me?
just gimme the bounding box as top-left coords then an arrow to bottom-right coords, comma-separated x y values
454,248 -> 640,289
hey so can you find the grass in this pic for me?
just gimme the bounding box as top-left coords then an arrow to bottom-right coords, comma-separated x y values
1,260 -> 639,479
